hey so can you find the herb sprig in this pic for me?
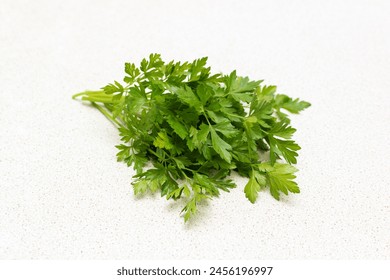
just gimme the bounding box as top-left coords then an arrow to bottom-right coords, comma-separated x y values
73,54 -> 310,221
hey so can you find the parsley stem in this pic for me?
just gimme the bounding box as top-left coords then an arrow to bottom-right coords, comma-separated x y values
72,90 -> 120,104
91,102 -> 122,128
147,148 -> 160,158
72,90 -> 105,99
203,111 -> 212,126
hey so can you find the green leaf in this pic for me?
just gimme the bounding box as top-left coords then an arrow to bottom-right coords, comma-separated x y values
153,131 -> 174,150
207,111 -> 229,123
124,62 -> 140,84
166,187 -> 183,200
171,85 -> 203,111
268,119 -> 301,164
196,83 -> 213,104
197,124 -> 210,143
269,136 -> 301,164
213,121 -> 239,138
210,128 -> 232,163
182,197 -> 197,222
133,179 -> 148,195
275,94 -> 311,113
266,163 -> 300,200
126,86 -> 147,114
269,120 -> 296,139
166,114 -> 188,139
244,170 -> 266,203
140,53 -> 164,72
226,70 -> 262,102
102,81 -> 124,95
181,193 -> 208,222
256,85 -> 277,100
189,57 -> 209,82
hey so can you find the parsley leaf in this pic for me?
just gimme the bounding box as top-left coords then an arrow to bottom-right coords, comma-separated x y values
244,170 -> 266,203
210,127 -> 233,163
266,163 -> 300,200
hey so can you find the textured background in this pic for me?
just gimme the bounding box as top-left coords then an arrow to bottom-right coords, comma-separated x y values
0,0 -> 389,259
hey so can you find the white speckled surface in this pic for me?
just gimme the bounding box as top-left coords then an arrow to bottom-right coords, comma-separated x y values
0,0 -> 389,259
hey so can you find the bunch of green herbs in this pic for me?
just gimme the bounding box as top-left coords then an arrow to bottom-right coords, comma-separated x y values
73,54 -> 310,221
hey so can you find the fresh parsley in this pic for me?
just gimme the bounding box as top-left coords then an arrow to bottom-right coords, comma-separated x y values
73,54 -> 310,221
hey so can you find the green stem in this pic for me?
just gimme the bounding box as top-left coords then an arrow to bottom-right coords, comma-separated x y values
73,90 -> 120,104
147,148 -> 161,159
91,102 -> 122,128
82,96 -> 118,103
203,110 -> 212,126
72,90 -> 105,99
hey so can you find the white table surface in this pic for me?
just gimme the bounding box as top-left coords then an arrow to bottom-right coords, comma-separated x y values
0,0 -> 389,259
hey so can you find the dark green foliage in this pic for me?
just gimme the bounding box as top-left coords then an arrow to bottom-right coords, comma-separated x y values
72,54 -> 310,221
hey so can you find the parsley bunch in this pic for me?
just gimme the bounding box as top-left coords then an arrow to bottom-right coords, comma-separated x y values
73,54 -> 310,221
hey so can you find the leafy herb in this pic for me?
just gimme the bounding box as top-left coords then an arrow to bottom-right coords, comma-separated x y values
72,54 -> 310,221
